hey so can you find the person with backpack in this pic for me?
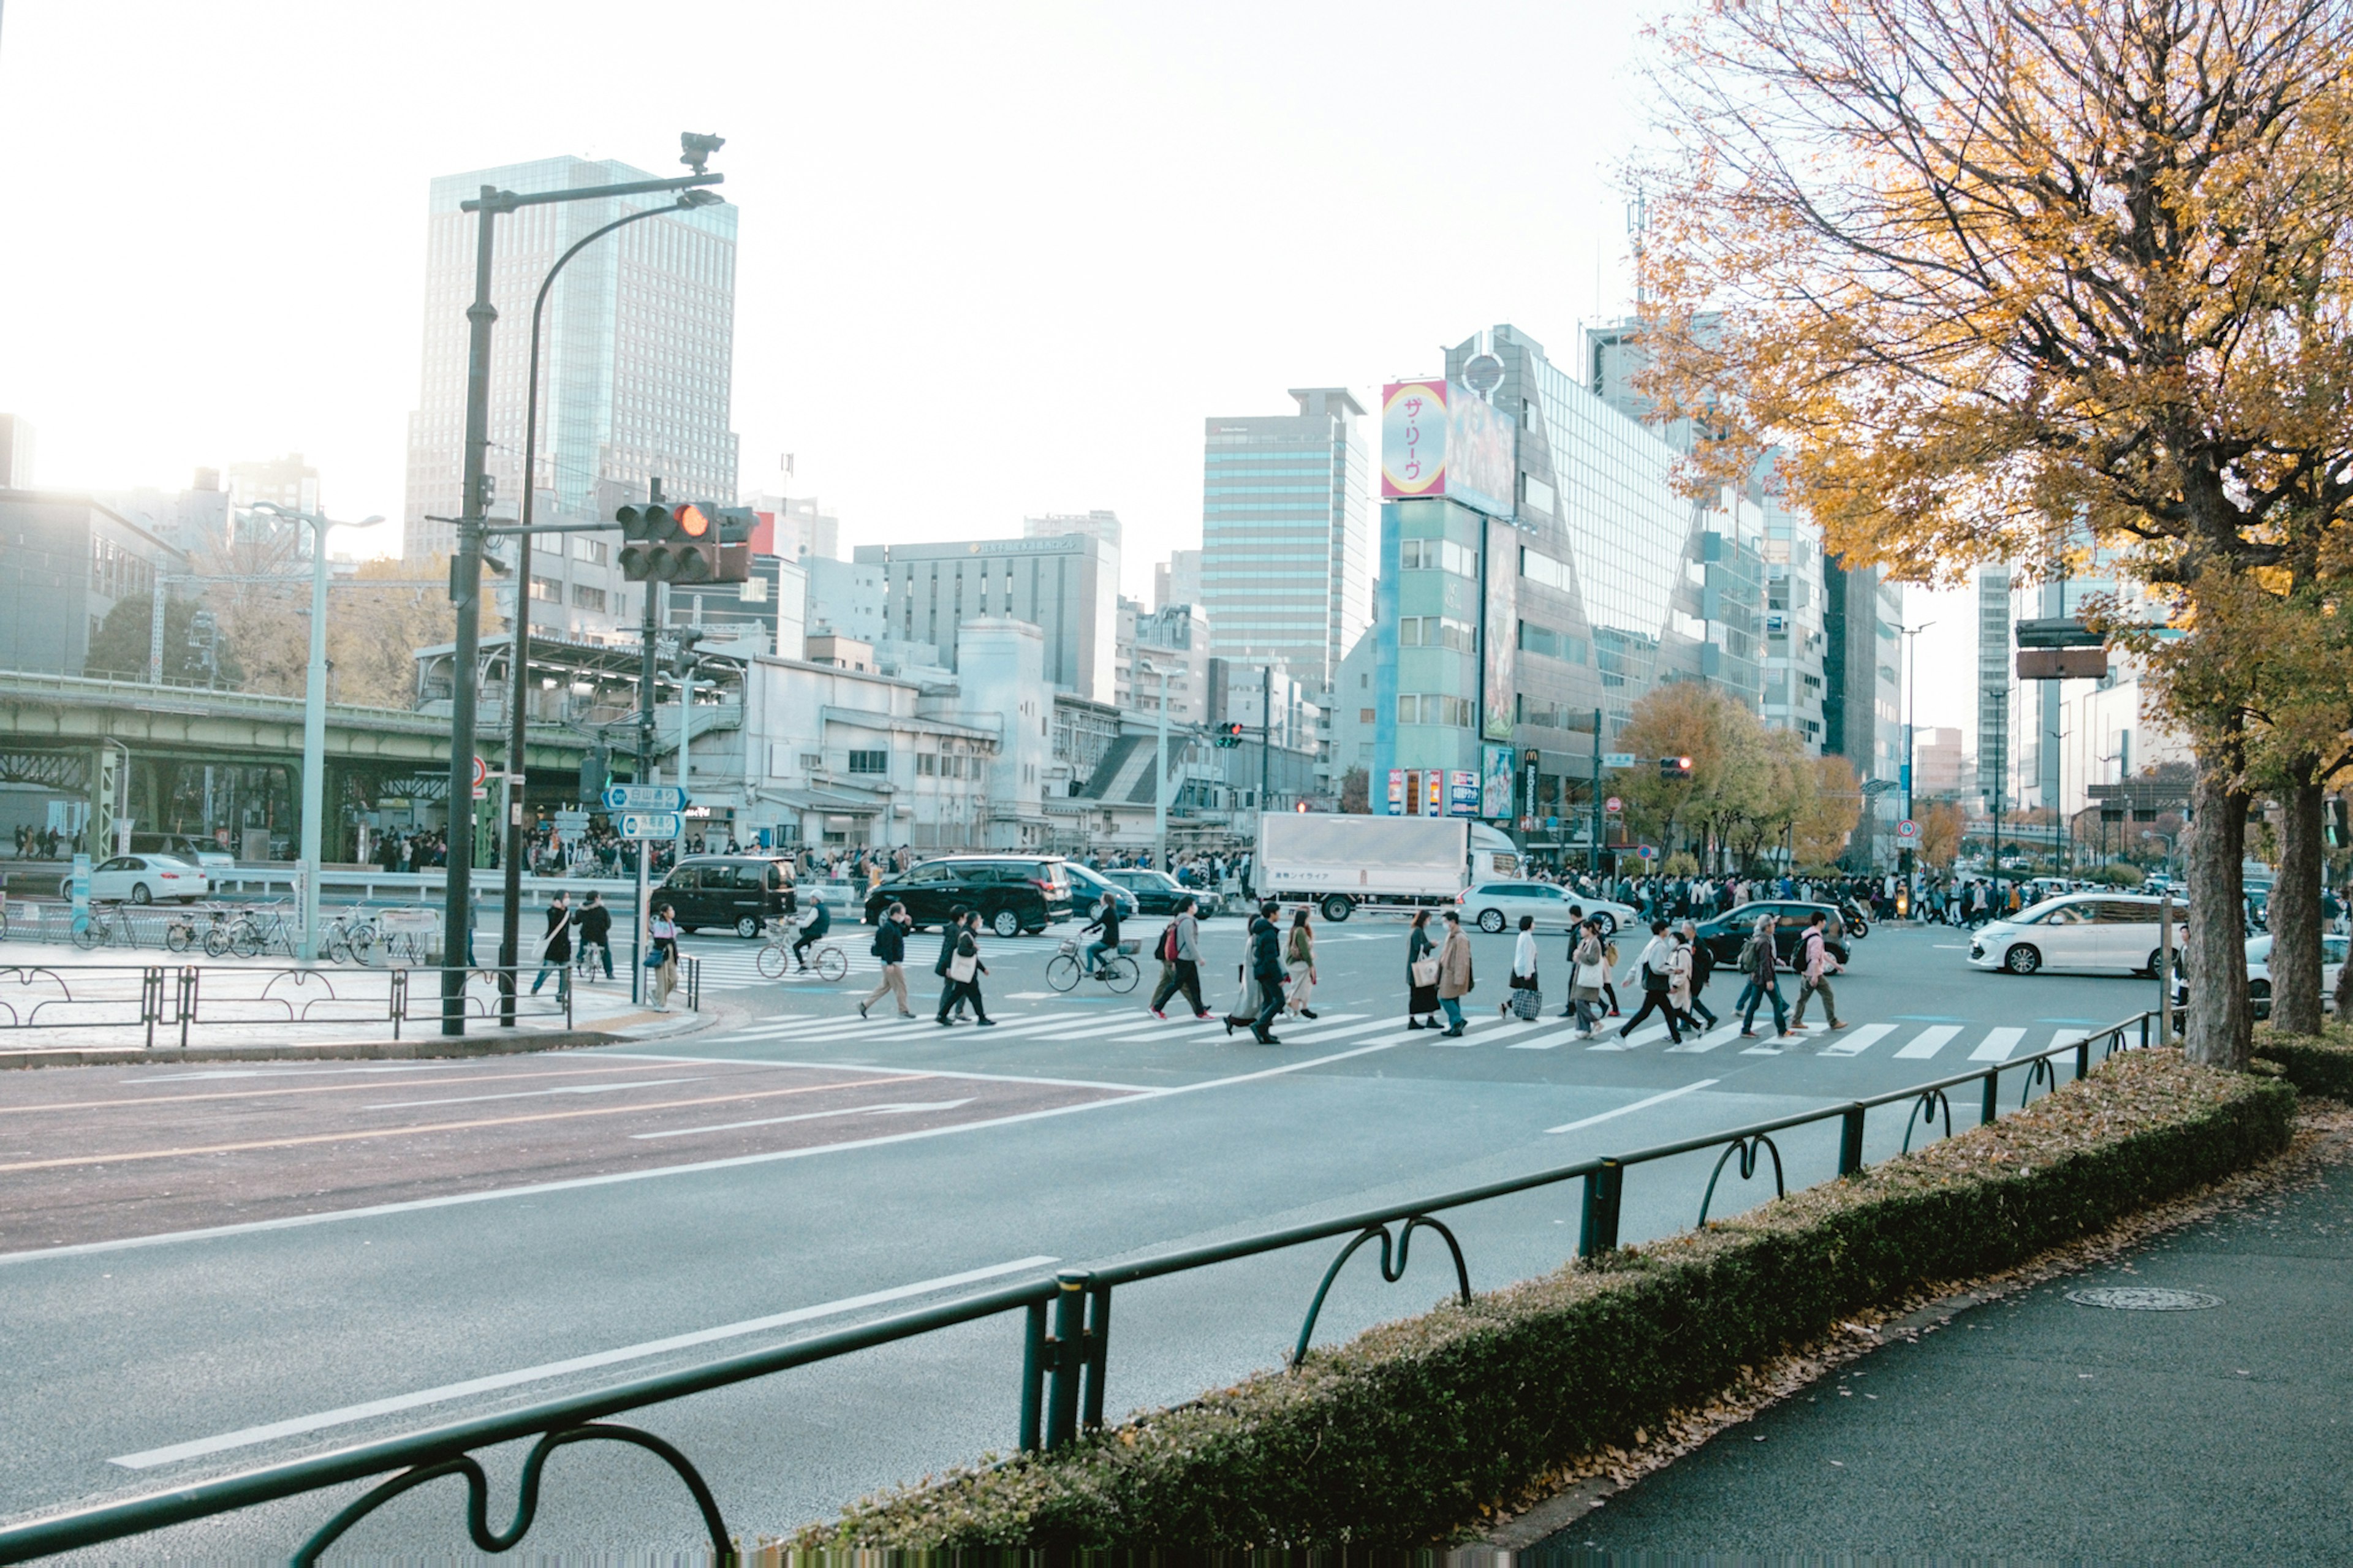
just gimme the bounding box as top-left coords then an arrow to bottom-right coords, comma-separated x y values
1787,909 -> 1848,1034
1149,894 -> 1211,1019
1283,907 -> 1319,1020
529,892 -> 572,994
1735,912 -> 1787,1037
1615,920 -> 1684,1044
859,901 -> 914,1019
936,910 -> 995,1026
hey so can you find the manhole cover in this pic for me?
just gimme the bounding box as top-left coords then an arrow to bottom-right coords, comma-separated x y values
2066,1286 -> 2222,1311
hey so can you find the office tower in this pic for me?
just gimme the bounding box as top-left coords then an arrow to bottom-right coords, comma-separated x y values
1155,548 -> 1202,612
1199,388 -> 1371,694
855,532 -> 1118,700
402,156 -> 740,566
1977,564 -> 2013,811
1024,510 -> 1123,551
0,492 -> 184,678
0,414 -> 35,488
227,454 -> 319,518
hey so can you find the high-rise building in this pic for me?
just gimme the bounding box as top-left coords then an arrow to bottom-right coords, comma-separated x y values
403,156 -> 740,564
227,453 -> 319,518
1025,510 -> 1123,551
1154,548 -> 1202,612
1115,600 -> 1210,725
856,532 -> 1118,700
0,414 -> 36,488
1199,388 -> 1370,695
1977,564 -> 2013,812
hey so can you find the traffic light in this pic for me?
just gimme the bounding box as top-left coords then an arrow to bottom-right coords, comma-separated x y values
1659,755 -> 1693,780
616,501 -> 755,584
1214,722 -> 1246,749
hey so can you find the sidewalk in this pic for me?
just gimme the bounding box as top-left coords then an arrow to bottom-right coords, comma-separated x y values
0,937 -> 720,1061
1520,1117 -> 2353,1565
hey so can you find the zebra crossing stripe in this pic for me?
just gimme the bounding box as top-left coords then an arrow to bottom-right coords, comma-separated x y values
1970,1026 -> 2026,1062
1665,1023 -> 1745,1055
1589,1022 -> 1671,1052
1893,1025 -> 1964,1060
1818,1022 -> 1898,1058
1505,1023 -> 1591,1051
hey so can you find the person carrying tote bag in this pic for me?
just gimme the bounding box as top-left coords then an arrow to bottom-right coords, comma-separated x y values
1406,910 -> 1442,1030
1502,914 -> 1543,1020
1568,922 -> 1608,1038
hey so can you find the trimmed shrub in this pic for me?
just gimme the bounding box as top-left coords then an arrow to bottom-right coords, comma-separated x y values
2256,1020 -> 2353,1100
792,1051 -> 2291,1551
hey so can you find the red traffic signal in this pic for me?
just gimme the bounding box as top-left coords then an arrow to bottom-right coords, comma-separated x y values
1659,755 -> 1693,780
616,501 -> 753,584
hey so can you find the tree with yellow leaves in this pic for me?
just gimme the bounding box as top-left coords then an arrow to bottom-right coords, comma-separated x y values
1638,0 -> 2353,1068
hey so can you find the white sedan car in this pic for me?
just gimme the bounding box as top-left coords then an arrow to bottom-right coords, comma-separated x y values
59,854 -> 213,904
2246,933 -> 2347,1020
1460,880 -> 1640,936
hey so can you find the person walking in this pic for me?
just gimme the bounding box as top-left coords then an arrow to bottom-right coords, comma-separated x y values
1665,927 -> 1701,1035
1224,904 -> 1272,1036
860,901 -> 914,1018
1787,910 -> 1848,1034
933,905 -> 971,1021
1681,920 -> 1718,1029
1248,901 -> 1288,1043
1568,920 -> 1608,1039
936,911 -> 996,1026
1148,894 -> 1211,1019
1615,920 -> 1684,1045
646,903 -> 681,1012
530,892 -> 574,994
1283,907 -> 1319,1019
1735,914 -> 1788,1037
576,892 -> 613,983
1406,909 -> 1443,1031
1502,914 -> 1540,1019
1434,909 -> 1475,1037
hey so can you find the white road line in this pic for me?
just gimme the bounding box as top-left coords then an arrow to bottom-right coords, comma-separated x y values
632,1099 -> 976,1140
1506,1024 -> 1590,1051
1819,1023 -> 1899,1058
1893,1025 -> 1963,1060
1275,1017 -> 1407,1048
1547,1079 -> 1721,1135
362,1078 -> 708,1112
1665,1024 -> 1743,1055
602,1054 -> 1150,1093
107,1254 -> 1058,1470
1970,1026 -> 2027,1062
1590,1023 -> 1671,1052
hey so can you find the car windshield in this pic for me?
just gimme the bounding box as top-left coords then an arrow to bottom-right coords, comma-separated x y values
2245,936 -> 2273,961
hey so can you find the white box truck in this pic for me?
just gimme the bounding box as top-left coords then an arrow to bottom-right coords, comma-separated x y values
1254,815 -> 1521,922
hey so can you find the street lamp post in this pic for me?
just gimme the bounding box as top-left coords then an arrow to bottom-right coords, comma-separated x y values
249,501 -> 384,962
1900,619 -> 1934,882
438,138 -> 724,1036
1139,659 -> 1171,869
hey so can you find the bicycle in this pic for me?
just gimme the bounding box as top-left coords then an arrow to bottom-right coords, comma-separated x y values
322,905 -> 381,965
1046,937 -> 1140,994
756,920 -> 847,980
215,902 -> 295,960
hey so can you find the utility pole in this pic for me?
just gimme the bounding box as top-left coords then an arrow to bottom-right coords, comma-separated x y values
1589,707 -> 1604,873
1259,664 -> 1272,816
631,483 -> 664,1008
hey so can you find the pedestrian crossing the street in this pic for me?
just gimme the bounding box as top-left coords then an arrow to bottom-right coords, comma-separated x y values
683,936 -> 1068,993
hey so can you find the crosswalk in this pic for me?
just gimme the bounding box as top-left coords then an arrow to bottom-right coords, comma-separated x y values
681,936 -> 1069,993
698,1004 -> 2096,1067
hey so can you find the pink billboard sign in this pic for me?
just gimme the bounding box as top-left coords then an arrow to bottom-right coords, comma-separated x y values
1381,380 -> 1449,499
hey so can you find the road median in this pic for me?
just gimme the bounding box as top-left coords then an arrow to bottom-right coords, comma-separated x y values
782,1048 -> 2292,1551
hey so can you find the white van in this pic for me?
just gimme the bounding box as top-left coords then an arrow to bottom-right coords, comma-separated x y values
1969,893 -> 2177,977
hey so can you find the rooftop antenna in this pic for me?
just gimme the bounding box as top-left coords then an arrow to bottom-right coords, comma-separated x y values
1626,184 -> 1650,309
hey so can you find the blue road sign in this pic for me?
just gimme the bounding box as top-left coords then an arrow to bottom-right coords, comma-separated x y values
604,785 -> 687,812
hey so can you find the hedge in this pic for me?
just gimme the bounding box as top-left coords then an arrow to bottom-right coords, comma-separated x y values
2254,1020 -> 2353,1100
786,1051 -> 2292,1552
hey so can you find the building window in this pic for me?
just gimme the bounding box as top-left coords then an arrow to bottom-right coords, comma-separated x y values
1360,707 -> 1376,723
1398,615 -> 1474,651
1396,694 -> 1473,727
529,577 -> 562,603
1520,546 -> 1575,593
847,749 -> 889,775
571,585 -> 607,612
1399,538 -> 1477,577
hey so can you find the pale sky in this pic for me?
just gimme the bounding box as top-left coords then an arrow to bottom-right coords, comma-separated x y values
0,0 -> 1981,738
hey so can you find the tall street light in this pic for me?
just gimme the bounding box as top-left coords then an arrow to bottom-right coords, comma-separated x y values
249,501 -> 383,961
1137,658 -> 1172,869
437,135 -> 724,1036
1899,619 -> 1934,877
496,183 -> 729,1028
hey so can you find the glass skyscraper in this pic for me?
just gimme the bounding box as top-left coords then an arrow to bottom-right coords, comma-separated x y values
1198,388 -> 1371,695
403,156 -> 740,564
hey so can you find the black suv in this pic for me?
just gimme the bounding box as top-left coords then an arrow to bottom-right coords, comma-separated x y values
1691,901 -> 1852,969
863,855 -> 1074,937
653,855 -> 798,937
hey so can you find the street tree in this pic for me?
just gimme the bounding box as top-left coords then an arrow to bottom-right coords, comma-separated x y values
1637,0 -> 2353,1069
1792,755 -> 1863,869
1918,800 -> 1965,872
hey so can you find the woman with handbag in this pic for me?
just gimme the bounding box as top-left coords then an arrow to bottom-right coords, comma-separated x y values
646,902 -> 680,1012
1283,907 -> 1319,1020
1569,920 -> 1608,1038
1502,914 -> 1541,1019
1405,910 -> 1442,1030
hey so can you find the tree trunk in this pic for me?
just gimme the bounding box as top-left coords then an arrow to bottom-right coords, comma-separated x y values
2184,760 -> 2251,1069
2272,781 -> 2325,1037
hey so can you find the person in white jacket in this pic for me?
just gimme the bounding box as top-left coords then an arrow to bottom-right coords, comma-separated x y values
1615,920 -> 1684,1045
1502,915 -> 1540,1017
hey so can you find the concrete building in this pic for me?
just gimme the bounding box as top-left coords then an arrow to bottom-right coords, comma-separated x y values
1759,487 -> 1830,752
747,493 -> 840,565
403,155 -> 740,562
100,469 -> 233,557
0,491 -> 188,679
1913,725 -> 1968,797
1977,564 -> 2014,813
1824,562 -> 1904,785
803,555 -> 890,645
1025,510 -> 1123,553
1114,600 -> 1210,726
1199,388 -> 1371,694
226,454 -> 319,520
856,532 -> 1118,701
1154,548 -> 1202,613
0,415 -> 36,488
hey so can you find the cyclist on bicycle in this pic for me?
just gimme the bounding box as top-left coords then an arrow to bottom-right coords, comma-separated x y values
791,898 -> 832,971
576,892 -> 613,982
1080,893 -> 1122,979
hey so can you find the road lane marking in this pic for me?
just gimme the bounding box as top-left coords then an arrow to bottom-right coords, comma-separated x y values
608,1055 -> 1153,1093
1893,1025 -> 1964,1060
107,1254 -> 1059,1469
1970,1027 -> 2027,1062
362,1078 -> 710,1110
1505,1025 -> 1588,1051
632,1099 -> 978,1139
1666,1024 -> 1743,1055
1818,1023 -> 1898,1058
1546,1080 -> 1721,1134
0,1040 -> 1419,1267
0,1062 -> 721,1118
0,1074 -> 921,1175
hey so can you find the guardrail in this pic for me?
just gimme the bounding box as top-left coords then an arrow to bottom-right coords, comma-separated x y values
0,963 -> 577,1048
0,1010 -> 2160,1562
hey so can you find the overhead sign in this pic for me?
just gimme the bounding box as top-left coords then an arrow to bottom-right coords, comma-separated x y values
618,811 -> 683,841
605,785 -> 688,812
1896,819 -> 1921,841
1604,752 -> 1637,769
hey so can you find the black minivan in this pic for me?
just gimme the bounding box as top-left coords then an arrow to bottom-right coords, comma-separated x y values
654,855 -> 798,937
862,855 -> 1074,937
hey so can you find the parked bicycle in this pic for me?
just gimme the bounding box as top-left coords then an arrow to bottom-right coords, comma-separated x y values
1046,936 -> 1139,994
213,902 -> 295,960
755,918 -> 847,980
322,905 -> 381,965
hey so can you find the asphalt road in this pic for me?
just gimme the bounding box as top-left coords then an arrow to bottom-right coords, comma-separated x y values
0,917 -> 2170,1560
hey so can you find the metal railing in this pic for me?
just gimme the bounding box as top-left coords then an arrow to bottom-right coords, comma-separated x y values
0,963 -> 577,1049
0,1010 -> 2159,1563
